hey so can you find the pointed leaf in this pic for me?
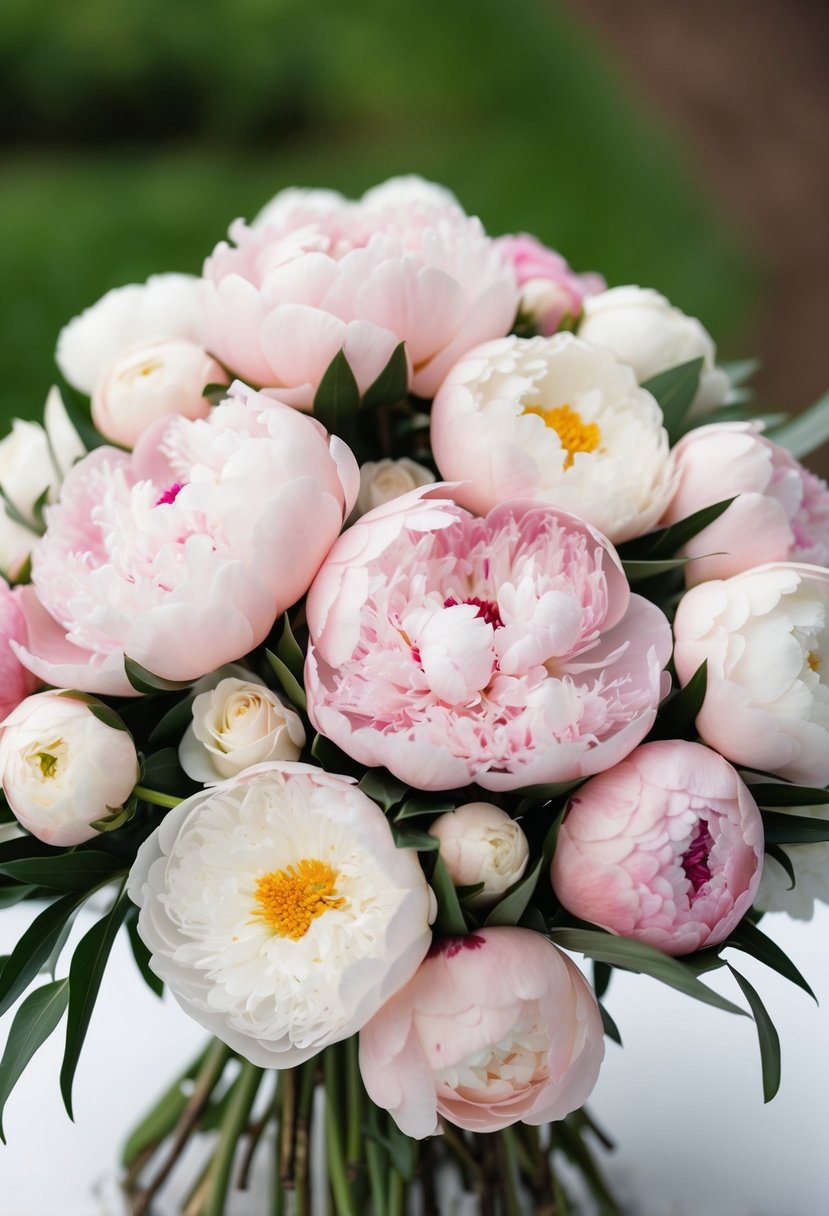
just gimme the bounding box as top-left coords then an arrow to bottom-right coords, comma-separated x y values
725,919 -> 816,1001
0,889 -> 90,1017
0,979 -> 70,1142
148,693 -> 197,748
124,657 -> 193,694
622,556 -> 691,582
265,649 -> 307,712
391,822 -> 439,852
768,389 -> 829,460
60,887 -> 130,1119
764,844 -> 796,891
429,855 -> 468,936
361,342 -> 409,410
312,348 -> 361,434
0,851 -> 124,892
593,960 -> 612,1000
598,1000 -> 622,1046
484,859 -> 541,927
395,795 -> 456,821
0,885 -> 36,909
655,660 -> 707,738
750,783 -> 829,808
622,499 -> 735,561
126,911 -> 163,998
358,769 -> 409,813
641,357 -> 703,440
761,810 -> 829,844
139,748 -> 190,796
274,613 -> 306,683
726,964 -> 781,1102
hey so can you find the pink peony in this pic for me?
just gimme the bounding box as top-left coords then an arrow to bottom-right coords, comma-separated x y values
359,926 -> 604,1137
550,741 -> 764,955
202,176 -> 518,409
13,386 -> 359,696
0,580 -> 40,721
495,233 -> 605,335
673,563 -> 829,786
661,421 -> 829,584
305,490 -> 673,791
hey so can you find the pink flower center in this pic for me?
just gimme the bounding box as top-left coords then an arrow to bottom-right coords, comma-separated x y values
443,596 -> 503,629
155,481 -> 186,506
681,820 -> 713,895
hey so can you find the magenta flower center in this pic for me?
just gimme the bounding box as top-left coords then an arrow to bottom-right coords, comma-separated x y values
427,933 -> 486,959
155,481 -> 186,506
681,820 -> 714,895
443,595 -> 503,629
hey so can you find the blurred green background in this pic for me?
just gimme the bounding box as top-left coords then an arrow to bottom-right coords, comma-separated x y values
0,0 -> 767,425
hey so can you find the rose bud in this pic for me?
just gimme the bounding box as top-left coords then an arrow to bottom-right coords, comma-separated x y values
0,690 -> 139,846
428,803 -> 529,906
550,740 -> 764,956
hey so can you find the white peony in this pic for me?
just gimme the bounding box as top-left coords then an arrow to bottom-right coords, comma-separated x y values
352,458 -> 435,521
428,803 -> 529,906
754,804 -> 829,921
127,763 -> 436,1067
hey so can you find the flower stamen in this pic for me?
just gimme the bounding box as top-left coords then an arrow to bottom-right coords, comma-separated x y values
252,858 -> 345,939
522,402 -> 601,468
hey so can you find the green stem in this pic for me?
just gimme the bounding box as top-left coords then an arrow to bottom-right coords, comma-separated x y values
365,1138 -> 388,1216
344,1035 -> 362,1177
387,1167 -> 404,1216
202,1060 -> 264,1216
324,1046 -> 355,1216
134,785 -> 183,809
294,1061 -> 317,1216
499,1129 -> 524,1216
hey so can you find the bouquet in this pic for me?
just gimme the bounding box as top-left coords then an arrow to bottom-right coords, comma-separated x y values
0,175 -> 828,1216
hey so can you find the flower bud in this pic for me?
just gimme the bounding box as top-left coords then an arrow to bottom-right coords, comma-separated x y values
91,339 -> 227,448
429,803 -> 529,904
0,691 -> 139,846
352,458 -> 435,522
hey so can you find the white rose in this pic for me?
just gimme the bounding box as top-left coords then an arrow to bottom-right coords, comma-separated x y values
353,458 -> 435,521
578,286 -> 730,414
92,339 -> 227,448
0,387 -> 85,578
0,690 -> 139,846
179,674 -> 306,783
429,802 -> 529,905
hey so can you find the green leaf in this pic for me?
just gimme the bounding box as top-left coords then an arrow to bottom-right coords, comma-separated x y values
720,357 -> 760,388
55,379 -> 104,452
361,342 -> 409,410
124,657 -> 193,695
358,769 -> 409,813
429,855 -> 468,936
726,964 -> 781,1102
89,804 -> 135,834
0,851 -> 124,892
593,960 -> 612,999
598,1000 -> 622,1046
126,910 -> 163,998
750,783 -> 829,808
0,889 -> 91,1018
547,927 -> 747,1016
726,919 -> 816,1002
0,885 -> 36,909
148,693 -> 197,748
641,357 -> 703,441
621,556 -> 691,582
309,732 -> 358,776
654,660 -> 707,738
140,748 -> 190,796
312,348 -> 361,434
621,500 -> 735,563
761,810 -> 829,844
391,822 -> 439,852
484,859 -> 541,927
763,845 -> 796,892
768,388 -> 829,460
0,835 -> 58,864
54,690 -> 127,732
265,648 -> 307,712
394,795 -> 456,821
60,886 -> 130,1119
274,613 -> 306,683
0,979 -> 70,1142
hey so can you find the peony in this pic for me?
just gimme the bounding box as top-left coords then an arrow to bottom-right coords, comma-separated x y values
673,563 -> 829,786
359,927 -> 604,1137
202,176 -> 518,409
429,333 -> 674,543
661,421 -> 829,584
754,803 -> 829,921
12,385 -> 359,696
577,285 -> 730,413
305,490 -> 673,791
92,339 -> 227,448
0,690 -> 139,846
495,233 -> 605,335
179,669 -> 306,783
0,387 -> 85,578
0,579 -> 40,720
56,273 -> 207,398
550,740 -> 764,955
128,762 -> 436,1067
428,804 -> 529,906
352,458 -> 436,521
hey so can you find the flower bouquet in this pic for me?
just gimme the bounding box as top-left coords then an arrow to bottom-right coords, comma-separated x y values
1,176 -> 828,1216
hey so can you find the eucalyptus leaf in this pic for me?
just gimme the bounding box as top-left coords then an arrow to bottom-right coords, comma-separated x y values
641,357 -> 703,441
312,348 -> 361,434
768,388 -> 829,460
124,657 -> 193,695
726,964 -> 781,1102
361,342 -> 409,410
429,855 -> 468,936
265,649 -> 307,712
725,919 -> 816,1001
0,851 -> 124,892
0,979 -> 70,1142
484,859 -> 541,927
0,889 -> 91,1018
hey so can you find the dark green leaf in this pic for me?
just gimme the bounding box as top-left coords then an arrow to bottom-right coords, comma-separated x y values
394,795 -> 456,821
60,886 -> 130,1119
148,694 -> 197,748
0,835 -> 58,865
429,855 -> 468,936
484,859 -> 541,927
457,882 -> 486,904
309,732 -> 358,776
0,979 -> 70,1142
761,810 -> 829,844
641,357 -> 703,441
274,613 -> 305,683
622,499 -> 735,561
312,348 -> 361,434
87,703 -> 128,732
358,769 -> 409,813
89,804 -> 135,834
768,389 -> 829,460
593,960 -> 612,999
265,649 -> 307,712
126,910 -> 163,998
726,964 -> 781,1102
361,342 -> 409,410
750,783 -> 829,808
55,380 -> 104,451
0,851 -> 124,892
598,1000 -> 622,1046
656,660 -> 707,737
763,845 -> 796,891
0,889 -> 90,1017
622,557 -> 691,582
726,919 -> 816,1002
391,822 -> 439,852
124,657 -> 193,695
547,927 -> 747,1016
140,748 -> 189,796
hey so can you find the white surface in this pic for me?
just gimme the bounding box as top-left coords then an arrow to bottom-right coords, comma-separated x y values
0,901 -> 827,1216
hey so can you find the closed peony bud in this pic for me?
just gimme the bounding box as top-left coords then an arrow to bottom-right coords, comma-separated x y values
179,672 -> 306,783
91,339 -> 227,448
0,690 -> 139,846
352,458 -> 435,521
495,233 -> 604,335
428,803 -> 529,905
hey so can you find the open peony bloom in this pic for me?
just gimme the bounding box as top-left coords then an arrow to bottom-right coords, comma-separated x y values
754,803 -> 829,921
0,580 -> 40,720
128,762 -> 436,1068
550,740 -> 764,955
12,386 -> 359,696
202,176 -> 518,409
494,233 -> 605,335
305,490 -> 673,791
359,927 -> 604,1137
674,563 -> 829,785
661,421 -> 829,585
0,690 -> 139,847
429,333 -> 675,543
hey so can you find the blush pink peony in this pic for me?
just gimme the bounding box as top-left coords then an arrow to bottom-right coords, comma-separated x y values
202,176 -> 518,409
13,386 -> 359,696
550,740 -> 764,955
359,927 -> 604,1137
495,233 -> 605,335
661,421 -> 829,585
0,579 -> 40,721
305,490 -> 673,791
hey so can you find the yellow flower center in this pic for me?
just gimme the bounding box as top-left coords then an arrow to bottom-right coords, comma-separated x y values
808,651 -> 821,673
252,858 -> 344,940
522,402 -> 601,468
